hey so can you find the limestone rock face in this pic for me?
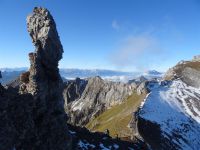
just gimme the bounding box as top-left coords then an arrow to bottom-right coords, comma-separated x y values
20,7 -> 63,96
18,7 -> 71,150
64,76 -> 135,126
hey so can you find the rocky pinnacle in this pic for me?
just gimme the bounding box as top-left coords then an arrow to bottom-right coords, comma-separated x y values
19,7 -> 71,149
20,7 -> 63,96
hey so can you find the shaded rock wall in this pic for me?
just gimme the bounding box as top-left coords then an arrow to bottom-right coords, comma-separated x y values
19,7 -> 71,150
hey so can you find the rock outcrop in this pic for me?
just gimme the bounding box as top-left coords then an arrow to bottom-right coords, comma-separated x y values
164,60 -> 200,88
64,76 -> 135,126
18,7 -> 71,149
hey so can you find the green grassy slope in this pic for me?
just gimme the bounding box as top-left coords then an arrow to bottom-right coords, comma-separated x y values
86,92 -> 145,139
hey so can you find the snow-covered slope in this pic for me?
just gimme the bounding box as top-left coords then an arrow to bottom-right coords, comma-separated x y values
138,79 -> 200,149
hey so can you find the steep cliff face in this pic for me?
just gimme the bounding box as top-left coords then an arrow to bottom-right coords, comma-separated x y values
64,76 -> 136,126
137,60 -> 200,150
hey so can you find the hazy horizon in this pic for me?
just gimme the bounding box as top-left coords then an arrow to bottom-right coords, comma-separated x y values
0,66 -> 165,74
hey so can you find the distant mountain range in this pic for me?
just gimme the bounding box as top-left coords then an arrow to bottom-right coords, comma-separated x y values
0,67 -> 163,84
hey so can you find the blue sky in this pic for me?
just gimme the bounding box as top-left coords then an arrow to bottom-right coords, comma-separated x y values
0,0 -> 200,72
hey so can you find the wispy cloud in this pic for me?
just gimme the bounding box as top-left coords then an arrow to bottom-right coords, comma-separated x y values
109,33 -> 164,71
112,20 -> 120,30
109,15 -> 186,72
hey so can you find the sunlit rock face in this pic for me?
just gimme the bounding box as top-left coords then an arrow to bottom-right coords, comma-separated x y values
164,60 -> 200,88
64,76 -> 135,126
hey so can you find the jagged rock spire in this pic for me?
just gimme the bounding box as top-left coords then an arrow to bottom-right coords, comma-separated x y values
19,7 -> 71,149
20,7 -> 64,96
27,7 -> 63,68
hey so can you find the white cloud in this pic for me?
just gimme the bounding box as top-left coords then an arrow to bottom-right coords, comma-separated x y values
110,33 -> 164,71
112,20 -> 120,30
